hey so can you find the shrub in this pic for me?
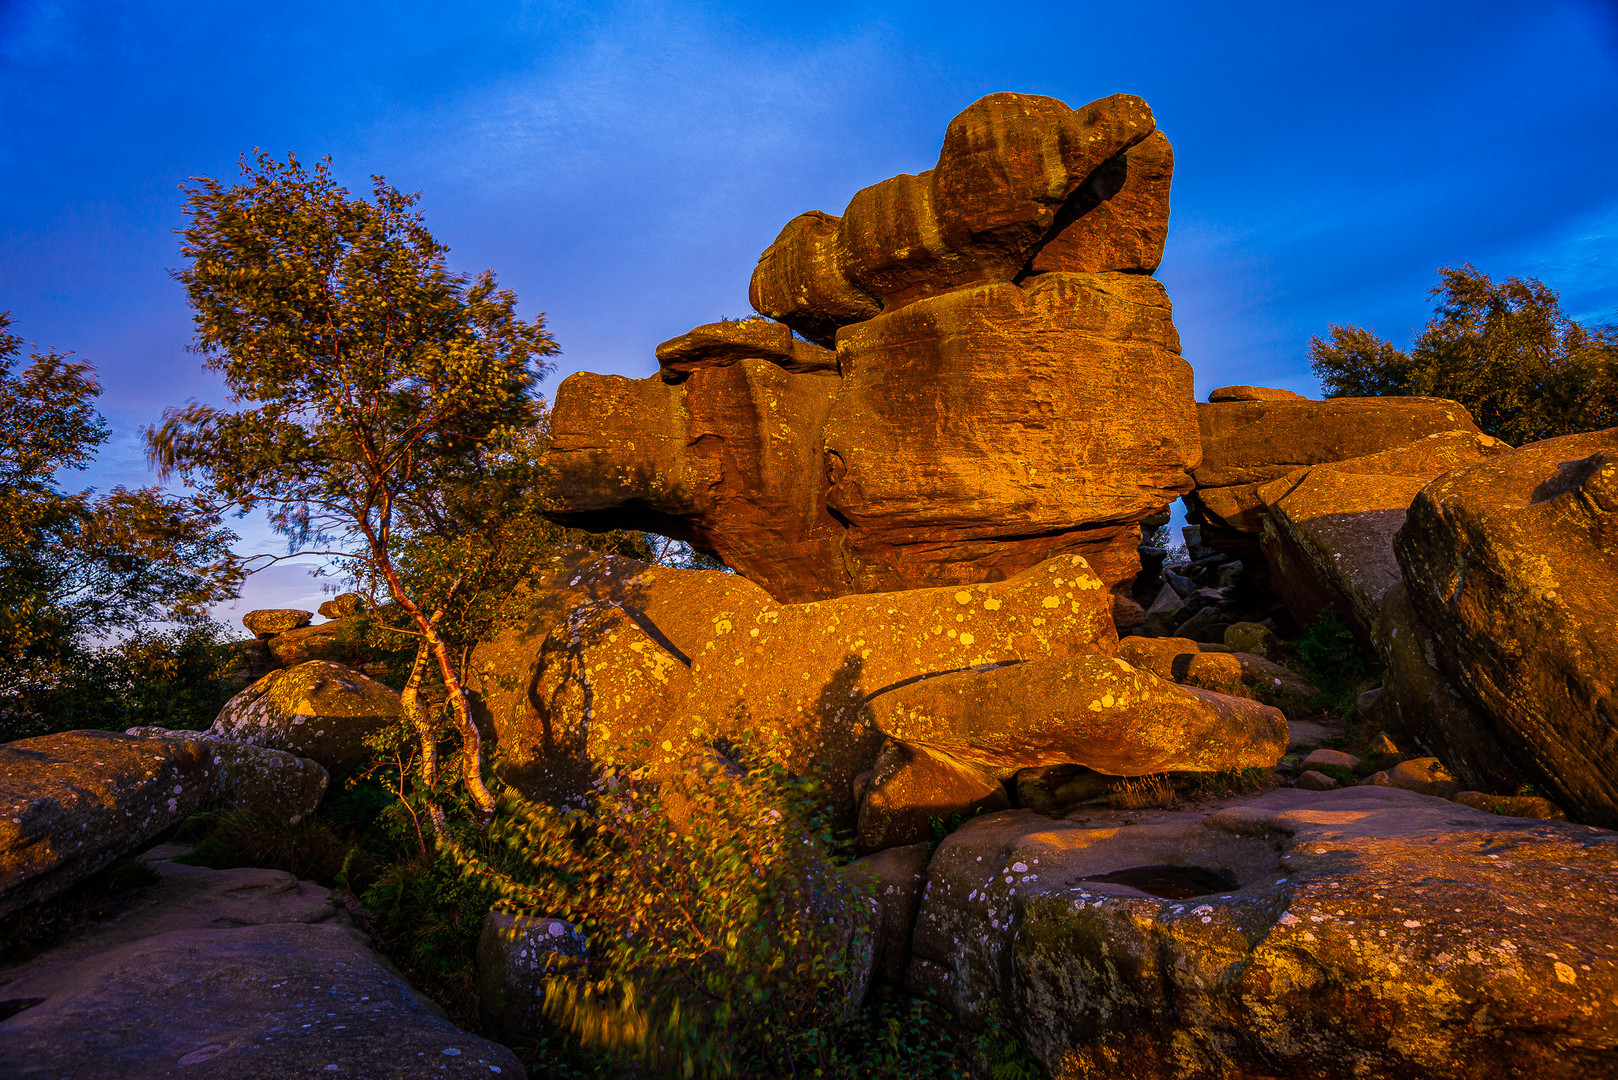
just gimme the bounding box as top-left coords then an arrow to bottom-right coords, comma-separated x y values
1294,608 -> 1370,704
445,748 -> 873,1078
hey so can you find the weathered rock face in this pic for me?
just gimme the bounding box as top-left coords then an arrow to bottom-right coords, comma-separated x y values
847,841 -> 932,986
1256,430 -> 1511,639
543,91 -> 1196,628
0,856 -> 525,1078
0,731 -> 212,918
125,727 -> 329,825
1116,636 -> 1321,719
907,787 -> 1618,1079
871,655 -> 1288,776
210,660 -> 403,773
475,547 -> 1286,833
1395,427 -> 1618,828
856,741 -> 1009,852
1187,396 -> 1482,556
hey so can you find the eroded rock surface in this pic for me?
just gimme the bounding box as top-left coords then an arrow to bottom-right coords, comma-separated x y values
0,856 -> 524,1078
907,786 -> 1618,1079
1395,427 -> 1618,828
0,731 -> 212,918
125,727 -> 328,824
210,660 -> 404,773
543,91 -> 1197,626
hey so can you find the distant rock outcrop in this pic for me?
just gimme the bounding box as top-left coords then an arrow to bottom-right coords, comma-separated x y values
211,660 -> 403,773
543,92 -> 1199,629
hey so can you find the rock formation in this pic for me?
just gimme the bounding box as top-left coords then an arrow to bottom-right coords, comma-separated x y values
1394,427 -> 1618,828
542,92 -> 1200,628
210,660 -> 404,773
908,787 -> 1618,1079
471,547 -> 1286,825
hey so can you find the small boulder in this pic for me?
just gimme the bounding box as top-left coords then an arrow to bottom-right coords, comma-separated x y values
655,319 -> 838,382
241,608 -> 313,639
1293,769 -> 1339,791
857,741 -> 1009,852
847,842 -> 932,986
210,660 -> 403,772
1207,385 -> 1306,402
476,910 -> 586,1042
1377,756 -> 1460,799
1301,748 -> 1360,771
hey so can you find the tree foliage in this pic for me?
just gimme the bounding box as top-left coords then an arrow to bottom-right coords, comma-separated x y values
150,151 -> 557,819
0,312 -> 240,727
1310,265 -> 1618,443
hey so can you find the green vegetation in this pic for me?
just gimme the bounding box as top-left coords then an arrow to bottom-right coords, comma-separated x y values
1310,265 -> 1618,443
1294,607 -> 1371,704
0,312 -> 241,738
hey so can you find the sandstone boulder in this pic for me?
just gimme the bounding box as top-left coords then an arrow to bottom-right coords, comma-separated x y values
543,359 -> 847,602
317,592 -> 365,620
125,728 -> 328,824
0,731 -> 213,918
870,654 -> 1288,776
847,842 -> 931,986
241,608 -> 312,639
1116,636 -> 1321,718
1452,791 -> 1567,820
907,787 -> 1618,1079
0,856 -> 525,1078
263,617 -> 370,668
824,271 -> 1198,616
210,660 -> 403,773
476,910 -> 585,1042
1206,384 -> 1305,402
1187,396 -> 1482,556
654,318 -> 837,382
856,741 -> 1008,852
1395,427 -> 1618,827
750,92 -> 1163,342
474,548 -> 1121,821
1256,430 -> 1511,639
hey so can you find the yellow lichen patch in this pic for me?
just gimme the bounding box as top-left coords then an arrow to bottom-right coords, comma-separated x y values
983,598 -> 1002,610
714,618 -> 733,634
960,632 -> 976,646
955,591 -> 973,605
1042,596 -> 1061,608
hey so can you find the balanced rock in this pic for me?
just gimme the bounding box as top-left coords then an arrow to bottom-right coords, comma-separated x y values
241,608 -> 313,639
210,660 -> 403,772
655,318 -> 837,382
1257,430 -> 1510,639
1395,427 -> 1618,827
543,92 -> 1198,629
906,787 -> 1618,1079
316,592 -> 365,620
1206,384 -> 1305,402
0,731 -> 211,918
1186,396 -> 1482,557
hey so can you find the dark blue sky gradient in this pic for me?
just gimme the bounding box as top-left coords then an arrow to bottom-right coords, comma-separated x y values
3,0 -> 1616,615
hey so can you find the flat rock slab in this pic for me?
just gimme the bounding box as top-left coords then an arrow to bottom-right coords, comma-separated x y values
907,785 -> 1618,1079
0,731 -> 213,918
0,857 -> 524,1078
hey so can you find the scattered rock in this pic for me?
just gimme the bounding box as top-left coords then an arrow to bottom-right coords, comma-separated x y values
1373,756 -> 1461,799
476,910 -> 586,1043
1293,769 -> 1339,790
1452,791 -> 1568,821
241,608 -> 313,639
0,856 -> 524,1078
1222,621 -> 1292,661
317,592 -> 365,620
210,660 -> 404,773
1395,427 -> 1618,827
1138,583 -> 1187,637
857,741 -> 1009,852
0,731 -> 212,918
1206,385 -> 1306,402
1354,685 -> 1386,723
125,728 -> 328,824
905,787 -> 1618,1079
1301,748 -> 1360,770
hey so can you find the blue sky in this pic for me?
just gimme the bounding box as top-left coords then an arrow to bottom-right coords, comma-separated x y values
3,0 -> 1616,618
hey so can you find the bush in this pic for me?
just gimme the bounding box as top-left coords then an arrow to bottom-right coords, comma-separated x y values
1294,608 -> 1370,704
445,748 -> 876,1078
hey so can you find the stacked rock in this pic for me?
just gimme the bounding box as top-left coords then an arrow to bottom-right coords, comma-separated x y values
541,92 -> 1201,630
